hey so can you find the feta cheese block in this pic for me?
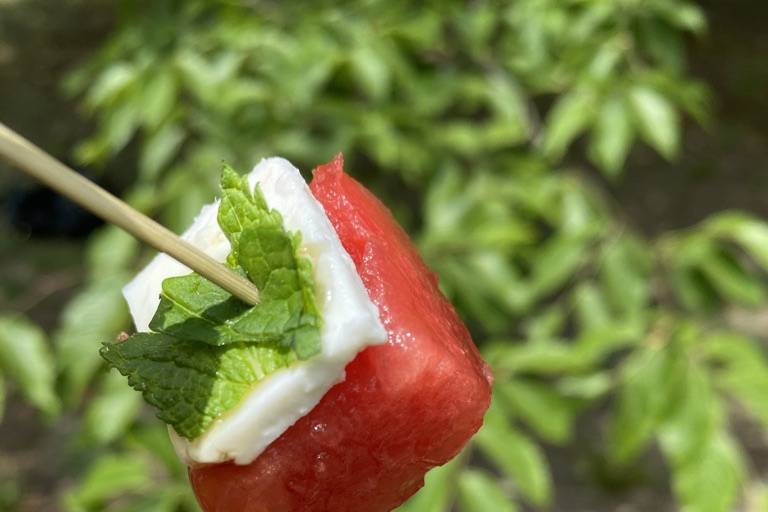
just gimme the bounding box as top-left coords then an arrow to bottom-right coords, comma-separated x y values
122,157 -> 386,465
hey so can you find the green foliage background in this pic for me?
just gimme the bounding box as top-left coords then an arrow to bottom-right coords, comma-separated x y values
2,0 -> 768,510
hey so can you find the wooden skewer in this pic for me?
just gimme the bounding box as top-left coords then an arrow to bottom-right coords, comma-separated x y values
0,122 -> 261,305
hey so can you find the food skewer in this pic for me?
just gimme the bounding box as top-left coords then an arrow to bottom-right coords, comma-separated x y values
0,122 -> 261,306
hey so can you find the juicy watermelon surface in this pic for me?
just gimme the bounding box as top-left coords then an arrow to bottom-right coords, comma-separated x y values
190,155 -> 492,512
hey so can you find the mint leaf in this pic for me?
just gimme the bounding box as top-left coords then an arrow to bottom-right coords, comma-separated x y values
100,333 -> 297,439
149,167 -> 321,357
217,165 -> 271,266
101,165 -> 323,439
150,271 -> 320,358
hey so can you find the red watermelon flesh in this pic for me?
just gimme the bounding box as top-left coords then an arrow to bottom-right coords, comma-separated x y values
189,155 -> 493,512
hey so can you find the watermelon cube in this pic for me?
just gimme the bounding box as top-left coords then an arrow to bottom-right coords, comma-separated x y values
189,155 -> 492,511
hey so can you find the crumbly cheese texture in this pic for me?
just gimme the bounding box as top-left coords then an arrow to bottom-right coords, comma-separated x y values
123,157 -> 386,465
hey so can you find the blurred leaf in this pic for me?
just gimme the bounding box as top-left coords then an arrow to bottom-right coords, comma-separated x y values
64,453 -> 151,511
56,276 -> 131,405
0,315 -> 60,418
486,327 -> 637,377
706,212 -> 768,269
704,333 -> 768,428
487,72 -> 531,141
0,375 -> 5,423
658,364 -> 718,465
85,369 -> 142,445
485,340 -> 581,376
542,88 -> 595,160
638,20 -> 685,72
350,43 -> 391,101
609,340 -> 685,464
630,85 -> 679,159
102,100 -> 140,154
497,379 -> 576,443
126,423 -> 185,476
557,372 -> 613,401
112,487 -> 191,512
560,178 -> 597,235
141,68 -> 178,129
523,304 -> 566,340
161,169 -> 214,232
669,264 -> 719,313
528,234 -> 588,300
457,470 -> 518,512
139,123 -> 186,180
467,252 -> 531,313
475,399 -> 551,506
572,283 -> 610,332
659,2 -> 707,33
699,248 -> 765,306
84,63 -> 137,110
589,93 -> 633,177
86,227 -> 139,280
601,237 -> 651,321
665,431 -> 744,512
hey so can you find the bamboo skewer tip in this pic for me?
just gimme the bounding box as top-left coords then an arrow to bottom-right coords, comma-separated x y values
0,122 -> 260,306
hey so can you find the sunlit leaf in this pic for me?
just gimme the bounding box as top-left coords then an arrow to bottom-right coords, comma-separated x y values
103,100 -> 140,154
659,2 -> 707,34
658,364 -> 718,465
601,237 -> 651,321
0,375 -> 5,423
589,93 -> 633,177
63,454 -> 151,511
485,340 -> 582,376
457,470 -> 518,512
0,315 -> 60,419
705,212 -> 768,269
497,379 -> 576,443
85,369 -> 143,445
523,304 -> 566,341
609,341 -> 685,463
572,283 -> 610,332
85,63 -> 137,110
699,249 -> 765,306
141,68 -> 178,129
542,88 -> 595,160
665,431 -> 744,512
350,43 -> 391,101
140,123 -> 186,180
86,227 -> 139,280
487,72 -> 531,141
630,85 -> 679,160
56,277 -> 131,405
528,234 -> 588,300
475,400 -> 551,506
557,372 -> 613,401
126,423 -> 185,476
704,333 -> 768,428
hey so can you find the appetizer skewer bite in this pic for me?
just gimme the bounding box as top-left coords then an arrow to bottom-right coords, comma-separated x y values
106,155 -> 492,512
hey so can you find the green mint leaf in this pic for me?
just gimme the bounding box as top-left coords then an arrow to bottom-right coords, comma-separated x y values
217,165 -> 271,266
149,168 -> 322,357
149,271 -> 319,356
100,333 -> 297,439
102,165 -> 323,439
